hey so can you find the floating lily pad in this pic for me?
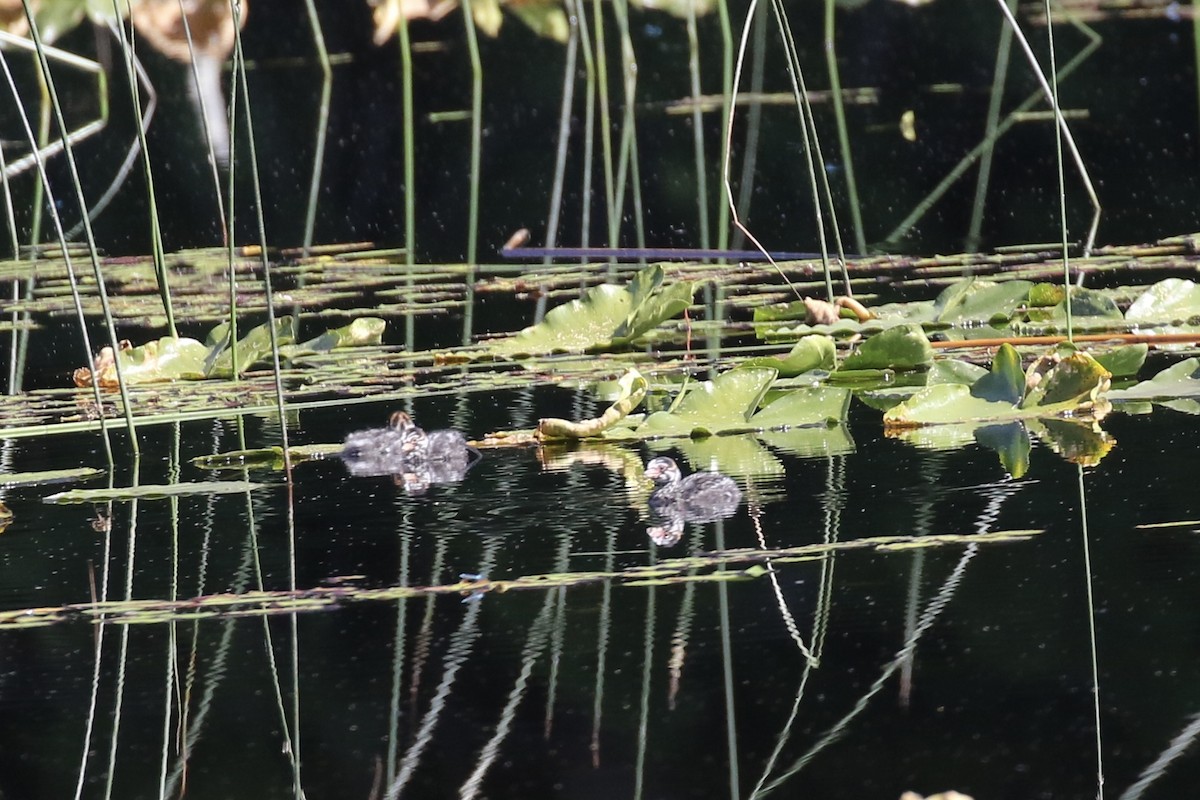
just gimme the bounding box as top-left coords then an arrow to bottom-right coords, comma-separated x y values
1091,344 -> 1148,378
490,265 -> 696,357
885,344 -> 1111,428
933,277 -> 1033,324
1051,287 -> 1123,320
842,323 -> 934,371
742,335 -> 836,377
191,444 -> 344,470
1108,357 -> 1200,401
638,368 -> 776,437
1126,278 -> 1200,323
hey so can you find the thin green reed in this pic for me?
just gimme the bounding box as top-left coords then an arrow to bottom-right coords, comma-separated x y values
731,0 -> 767,252
461,0 -> 483,342
103,455 -> 141,800
230,8 -> 302,792
302,0 -> 333,257
769,0 -> 836,301
176,0 -> 228,242
592,0 -> 618,275
21,3 -> 140,456
575,0 -> 597,274
1043,0 -> 1073,340
633,555 -> 656,800
0,39 -> 116,464
883,16 -> 1100,249
224,15 -> 240,377
542,2 -> 580,267
723,0 -> 799,299
611,0 -> 646,261
398,13 -> 416,349
989,0 -> 1100,258
686,0 -> 710,253
823,0 -> 866,255
0,116 -> 20,394
73,486 -> 114,800
967,0 -> 1018,254
113,1 -> 175,337
716,519 -> 741,800
157,422 -> 182,800
716,0 -> 733,252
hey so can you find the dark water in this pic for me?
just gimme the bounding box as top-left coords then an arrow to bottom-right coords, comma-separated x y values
2,2 -> 1200,799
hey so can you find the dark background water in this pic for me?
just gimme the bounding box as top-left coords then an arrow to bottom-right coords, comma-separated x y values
2,2 -> 1200,799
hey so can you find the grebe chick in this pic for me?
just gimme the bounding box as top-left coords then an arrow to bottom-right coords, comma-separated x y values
339,411 -> 426,477
643,456 -> 741,522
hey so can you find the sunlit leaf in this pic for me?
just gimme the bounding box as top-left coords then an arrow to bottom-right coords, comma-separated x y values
207,316 -> 298,377
507,0 -> 569,41
742,335 -> 836,377
885,345 -> 1111,428
0,467 -> 106,487
650,434 -> 785,480
842,323 -> 933,371
638,367 -> 776,437
490,265 -> 696,356
1092,344 -> 1148,378
749,386 -> 851,428
932,277 -> 1032,323
1051,287 -> 1123,320
1126,278 -> 1200,323
280,317 -> 386,359
1108,357 -> 1200,401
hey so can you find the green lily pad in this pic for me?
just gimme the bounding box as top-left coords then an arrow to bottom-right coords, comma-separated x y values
842,323 -> 934,371
1092,344 -> 1148,378
638,367 -> 776,437
1051,288 -> 1123,320
1126,278 -> 1200,323
757,424 -> 856,458
0,467 -> 106,487
280,317 -> 386,358
121,336 -> 209,382
750,386 -> 852,428
649,434 -> 785,480
933,277 -> 1033,323
742,335 -> 836,377
884,344 -> 1111,428
207,317 -> 298,377
490,265 -> 696,357
927,359 -> 988,386
191,444 -> 344,470
1108,357 -> 1200,401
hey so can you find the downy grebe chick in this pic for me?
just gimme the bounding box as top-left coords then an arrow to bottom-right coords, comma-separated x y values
644,456 -> 741,522
339,411 -> 426,477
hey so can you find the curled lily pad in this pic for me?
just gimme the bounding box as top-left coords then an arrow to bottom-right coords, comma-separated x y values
1091,344 -> 1148,378
538,369 -> 648,440
842,323 -> 934,371
280,317 -> 386,359
490,264 -> 696,357
207,317 -> 298,377
74,336 -> 209,388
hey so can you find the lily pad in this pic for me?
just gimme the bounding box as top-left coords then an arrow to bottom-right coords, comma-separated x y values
884,344 -> 1111,428
842,323 -> 934,371
638,368 -> 776,438
490,265 -> 696,357
280,317 -> 387,359
538,369 -> 648,440
0,467 -> 106,487
742,335 -> 837,377
1051,287 -> 1123,320
1091,344 -> 1148,378
207,317 -> 298,377
1126,278 -> 1200,323
933,277 -> 1032,324
1108,357 -> 1200,401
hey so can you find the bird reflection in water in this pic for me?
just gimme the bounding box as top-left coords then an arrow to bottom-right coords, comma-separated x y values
643,456 -> 742,546
339,411 -> 480,494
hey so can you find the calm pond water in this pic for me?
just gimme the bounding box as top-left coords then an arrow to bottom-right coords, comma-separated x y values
2,2 -> 1200,799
